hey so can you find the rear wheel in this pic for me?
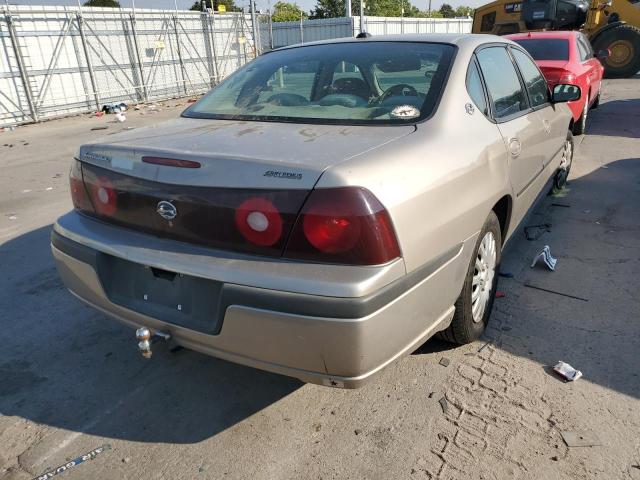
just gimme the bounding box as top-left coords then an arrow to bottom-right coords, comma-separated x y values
573,99 -> 588,136
593,24 -> 640,78
553,130 -> 574,191
439,211 -> 501,345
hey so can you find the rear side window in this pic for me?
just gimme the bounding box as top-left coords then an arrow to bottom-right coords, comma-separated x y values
513,38 -> 570,61
511,48 -> 549,108
477,47 -> 528,120
466,60 -> 488,116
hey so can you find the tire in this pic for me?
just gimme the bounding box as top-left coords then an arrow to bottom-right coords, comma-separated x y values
439,211 -> 501,345
573,99 -> 588,136
592,24 -> 640,79
553,130 -> 574,192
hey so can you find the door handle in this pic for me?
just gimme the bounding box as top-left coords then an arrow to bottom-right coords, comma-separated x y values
508,138 -> 522,157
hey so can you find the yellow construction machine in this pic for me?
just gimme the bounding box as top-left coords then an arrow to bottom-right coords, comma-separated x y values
472,0 -> 640,77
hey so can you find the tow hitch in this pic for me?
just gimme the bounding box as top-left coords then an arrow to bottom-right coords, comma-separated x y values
135,327 -> 171,358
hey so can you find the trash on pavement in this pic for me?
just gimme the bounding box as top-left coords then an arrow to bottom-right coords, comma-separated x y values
33,444 -> 111,479
102,102 -> 127,114
91,126 -> 108,131
438,396 -> 448,414
531,245 -> 557,271
8,214 -> 17,220
439,357 -> 450,367
560,431 -> 600,447
524,283 -> 588,302
115,112 -> 127,123
554,361 -> 582,382
495,291 -> 506,298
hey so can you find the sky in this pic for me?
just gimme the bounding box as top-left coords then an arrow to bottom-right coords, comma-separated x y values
6,0 -> 486,15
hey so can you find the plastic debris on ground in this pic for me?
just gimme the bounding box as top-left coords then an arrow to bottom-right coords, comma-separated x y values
553,361 -> 582,382
531,245 -> 557,271
495,291 -> 506,298
439,357 -> 450,367
438,397 -> 448,413
115,112 -> 127,123
101,102 -> 128,114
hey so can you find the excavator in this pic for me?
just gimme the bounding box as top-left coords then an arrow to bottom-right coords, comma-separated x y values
472,0 -> 640,77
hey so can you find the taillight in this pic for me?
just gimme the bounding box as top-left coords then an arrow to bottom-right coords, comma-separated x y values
285,187 -> 401,265
69,160 -> 93,212
559,71 -> 576,84
86,176 -> 118,216
235,197 -> 283,246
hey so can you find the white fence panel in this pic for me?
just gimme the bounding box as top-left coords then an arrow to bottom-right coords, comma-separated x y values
0,5 -> 257,128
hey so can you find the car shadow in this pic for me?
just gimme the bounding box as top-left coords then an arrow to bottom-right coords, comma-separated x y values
0,225 -> 301,444
481,156 -> 640,401
586,98 -> 640,138
1,157 -> 639,446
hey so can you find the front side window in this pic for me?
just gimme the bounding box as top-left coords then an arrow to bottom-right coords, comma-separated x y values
476,47 -> 529,120
184,42 -> 455,125
511,48 -> 549,108
513,38 -> 570,61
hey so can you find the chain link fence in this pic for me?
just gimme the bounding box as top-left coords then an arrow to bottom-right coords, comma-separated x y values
0,5 -> 258,127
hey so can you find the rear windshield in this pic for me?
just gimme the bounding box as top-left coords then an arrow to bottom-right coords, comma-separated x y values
513,39 -> 570,61
183,42 -> 455,125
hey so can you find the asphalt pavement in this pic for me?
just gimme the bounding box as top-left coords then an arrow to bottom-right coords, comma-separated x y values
1,80 -> 639,480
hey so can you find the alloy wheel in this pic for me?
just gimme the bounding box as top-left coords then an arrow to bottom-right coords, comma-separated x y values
471,231 -> 497,323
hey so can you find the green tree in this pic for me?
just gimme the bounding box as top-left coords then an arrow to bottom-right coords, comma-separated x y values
309,0 -> 345,19
438,2 -> 455,17
83,0 -> 120,6
272,1 -> 308,21
454,5 -> 474,17
189,0 -> 241,11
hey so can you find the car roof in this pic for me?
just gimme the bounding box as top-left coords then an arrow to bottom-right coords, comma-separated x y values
506,31 -> 579,40
273,33 -> 515,52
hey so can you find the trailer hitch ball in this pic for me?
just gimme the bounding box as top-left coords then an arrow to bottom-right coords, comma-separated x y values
136,327 -> 153,358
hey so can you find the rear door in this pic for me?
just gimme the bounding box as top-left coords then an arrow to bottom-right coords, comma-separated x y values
476,45 -> 546,226
577,34 -> 602,104
510,46 -> 567,169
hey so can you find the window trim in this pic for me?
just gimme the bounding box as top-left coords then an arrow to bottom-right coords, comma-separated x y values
508,45 -> 552,113
474,43 -> 533,124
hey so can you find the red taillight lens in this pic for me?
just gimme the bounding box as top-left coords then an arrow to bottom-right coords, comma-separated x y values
69,160 -> 94,212
86,176 -> 117,216
559,71 -> 576,84
235,197 -> 283,246
285,187 -> 401,265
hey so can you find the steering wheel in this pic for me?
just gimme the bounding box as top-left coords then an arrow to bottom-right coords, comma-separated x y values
377,83 -> 419,104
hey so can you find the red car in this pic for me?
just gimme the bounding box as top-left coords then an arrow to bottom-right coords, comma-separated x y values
506,31 -> 607,135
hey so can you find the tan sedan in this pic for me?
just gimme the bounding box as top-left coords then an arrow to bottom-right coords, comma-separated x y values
52,34 -> 579,388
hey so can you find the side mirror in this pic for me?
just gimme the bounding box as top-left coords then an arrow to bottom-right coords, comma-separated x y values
595,49 -> 610,59
551,84 -> 581,103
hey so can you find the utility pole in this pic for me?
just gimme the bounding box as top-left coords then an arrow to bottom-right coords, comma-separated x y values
345,0 -> 351,18
359,0 -> 364,33
250,0 -> 259,55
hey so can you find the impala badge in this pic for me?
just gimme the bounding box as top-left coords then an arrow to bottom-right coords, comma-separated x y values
157,200 -> 177,220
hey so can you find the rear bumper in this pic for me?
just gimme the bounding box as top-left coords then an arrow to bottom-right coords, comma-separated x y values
52,214 -> 468,388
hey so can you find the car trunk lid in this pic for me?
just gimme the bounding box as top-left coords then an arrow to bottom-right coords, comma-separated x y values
75,118 -> 414,257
